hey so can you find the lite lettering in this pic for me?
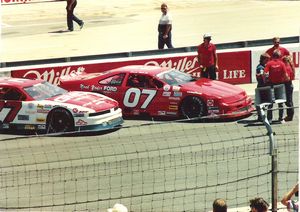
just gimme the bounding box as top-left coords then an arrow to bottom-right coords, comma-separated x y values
223,69 -> 246,79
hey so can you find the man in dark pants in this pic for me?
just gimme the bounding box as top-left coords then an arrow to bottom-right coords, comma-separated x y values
282,55 -> 295,121
255,53 -> 270,121
197,33 -> 218,80
158,3 -> 173,49
66,0 -> 84,31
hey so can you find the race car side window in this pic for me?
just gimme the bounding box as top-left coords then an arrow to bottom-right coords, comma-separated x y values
127,74 -> 164,89
151,78 -> 164,89
99,73 -> 125,86
2,88 -> 24,101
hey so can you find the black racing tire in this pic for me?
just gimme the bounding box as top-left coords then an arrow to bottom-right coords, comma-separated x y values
46,108 -> 74,134
180,96 -> 206,119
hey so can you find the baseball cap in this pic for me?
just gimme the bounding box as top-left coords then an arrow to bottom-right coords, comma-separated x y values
203,33 -> 212,39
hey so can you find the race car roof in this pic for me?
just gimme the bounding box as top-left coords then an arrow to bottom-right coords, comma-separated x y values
0,77 -> 44,88
108,65 -> 171,75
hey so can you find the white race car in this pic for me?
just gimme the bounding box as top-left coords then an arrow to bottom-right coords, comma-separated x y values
0,77 -> 123,134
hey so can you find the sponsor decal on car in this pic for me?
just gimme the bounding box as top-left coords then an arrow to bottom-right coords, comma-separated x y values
158,111 -> 166,116
103,86 -> 117,92
207,99 -> 215,107
18,115 -> 29,121
28,103 -> 34,109
37,109 -> 49,114
25,110 -> 36,114
2,123 -> 9,129
91,85 -> 102,91
44,105 -> 52,109
36,118 -> 46,122
172,86 -> 181,92
73,113 -> 85,117
76,119 -> 88,126
187,91 -> 201,95
163,85 -> 171,91
37,125 -> 46,130
80,84 -> 90,90
173,92 -> 182,97
163,92 -> 171,97
72,108 -> 88,114
37,104 -> 44,109
169,97 -> 181,101
169,105 -> 178,110
24,125 -> 35,130
166,112 -> 177,116
107,117 -> 121,125
133,110 -> 140,115
208,106 -> 220,114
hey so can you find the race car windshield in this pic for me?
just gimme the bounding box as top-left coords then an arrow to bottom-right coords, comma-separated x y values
24,82 -> 68,100
156,69 -> 196,85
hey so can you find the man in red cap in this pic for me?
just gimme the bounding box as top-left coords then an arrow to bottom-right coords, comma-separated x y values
197,33 -> 218,80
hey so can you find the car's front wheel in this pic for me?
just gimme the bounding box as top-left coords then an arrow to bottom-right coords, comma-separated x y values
46,108 -> 74,133
180,96 -> 206,119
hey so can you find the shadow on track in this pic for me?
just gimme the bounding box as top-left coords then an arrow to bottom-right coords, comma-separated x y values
0,126 -> 122,138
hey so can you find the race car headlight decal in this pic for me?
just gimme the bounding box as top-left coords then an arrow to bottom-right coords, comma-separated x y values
89,109 -> 111,117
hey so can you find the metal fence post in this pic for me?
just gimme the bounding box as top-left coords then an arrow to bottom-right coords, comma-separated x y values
259,105 -> 278,211
256,84 -> 284,212
272,148 -> 278,212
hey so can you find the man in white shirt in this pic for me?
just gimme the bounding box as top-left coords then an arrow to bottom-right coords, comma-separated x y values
158,3 -> 174,49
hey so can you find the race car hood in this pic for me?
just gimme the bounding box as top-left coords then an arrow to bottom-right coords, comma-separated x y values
182,79 -> 247,101
47,91 -> 118,112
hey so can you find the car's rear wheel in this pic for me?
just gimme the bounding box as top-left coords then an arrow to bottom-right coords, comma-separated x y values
180,96 -> 206,119
46,108 -> 74,133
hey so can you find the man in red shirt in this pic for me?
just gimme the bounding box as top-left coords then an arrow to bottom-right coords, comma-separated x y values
264,50 -> 290,122
264,52 -> 289,85
266,37 -> 290,59
197,33 -> 218,80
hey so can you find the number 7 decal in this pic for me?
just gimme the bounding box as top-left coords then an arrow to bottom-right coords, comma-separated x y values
0,101 -> 22,123
123,88 -> 157,109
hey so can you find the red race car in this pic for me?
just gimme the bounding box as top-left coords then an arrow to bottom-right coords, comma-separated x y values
60,65 -> 253,119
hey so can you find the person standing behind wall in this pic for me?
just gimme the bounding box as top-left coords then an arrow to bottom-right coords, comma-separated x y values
282,55 -> 295,122
266,37 -> 290,59
197,33 -> 219,80
256,53 -> 270,121
264,50 -> 290,123
158,3 -> 174,49
66,0 -> 84,31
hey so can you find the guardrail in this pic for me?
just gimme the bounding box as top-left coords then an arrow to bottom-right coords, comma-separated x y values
1,36 -> 298,68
